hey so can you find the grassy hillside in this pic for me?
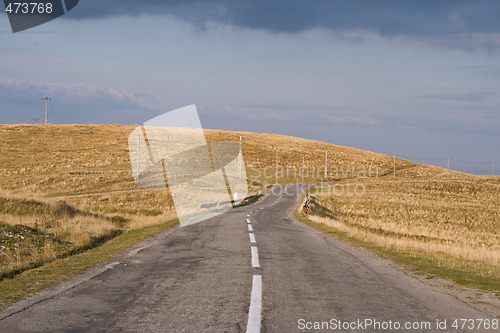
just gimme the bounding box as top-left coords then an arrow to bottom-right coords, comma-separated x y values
0,124 -> 408,279
304,169 -> 500,290
0,124 -> 497,293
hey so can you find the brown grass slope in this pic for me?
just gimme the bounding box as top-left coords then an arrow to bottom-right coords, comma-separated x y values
0,124 -> 497,283
306,170 -> 500,283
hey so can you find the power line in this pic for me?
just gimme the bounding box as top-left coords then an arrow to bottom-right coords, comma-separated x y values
394,153 -> 497,176
396,153 -> 496,166
395,154 -> 447,161
449,158 -> 492,165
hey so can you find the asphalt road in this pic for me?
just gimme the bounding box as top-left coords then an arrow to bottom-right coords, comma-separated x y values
0,185 -> 494,332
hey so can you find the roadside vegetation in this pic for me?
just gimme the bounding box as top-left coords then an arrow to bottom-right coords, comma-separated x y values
299,165 -> 499,293
0,219 -> 178,310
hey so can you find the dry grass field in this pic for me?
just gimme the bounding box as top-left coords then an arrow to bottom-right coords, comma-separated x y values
1,124 -> 498,290
0,124 -> 404,279
306,167 -> 500,280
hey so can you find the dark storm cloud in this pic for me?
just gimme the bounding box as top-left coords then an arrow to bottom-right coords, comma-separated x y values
69,0 -> 500,37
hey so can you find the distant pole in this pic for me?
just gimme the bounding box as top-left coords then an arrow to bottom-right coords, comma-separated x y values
493,161 -> 495,176
41,96 -> 51,124
302,157 -> 304,184
393,153 -> 396,178
238,136 -> 242,178
137,136 -> 140,184
447,157 -> 450,178
275,150 -> 278,185
324,151 -> 328,180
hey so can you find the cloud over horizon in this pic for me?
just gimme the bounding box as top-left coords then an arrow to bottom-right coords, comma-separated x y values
0,76 -> 138,106
0,76 -> 147,124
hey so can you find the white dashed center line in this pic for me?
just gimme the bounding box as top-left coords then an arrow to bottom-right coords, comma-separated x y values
246,275 -> 262,333
251,246 -> 260,268
249,233 -> 256,244
246,212 -> 261,332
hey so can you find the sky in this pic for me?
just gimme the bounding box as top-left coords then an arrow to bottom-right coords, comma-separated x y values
0,1 -> 499,174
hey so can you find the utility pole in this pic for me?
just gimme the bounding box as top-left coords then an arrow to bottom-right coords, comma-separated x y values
324,151 -> 328,180
41,96 -> 51,124
302,157 -> 304,184
275,150 -> 279,185
393,153 -> 396,178
137,135 -> 140,184
238,136 -> 242,178
32,118 -> 40,124
447,157 -> 450,178
493,161 -> 495,176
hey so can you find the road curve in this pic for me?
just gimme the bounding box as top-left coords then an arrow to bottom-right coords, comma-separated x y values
0,185 -> 493,332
